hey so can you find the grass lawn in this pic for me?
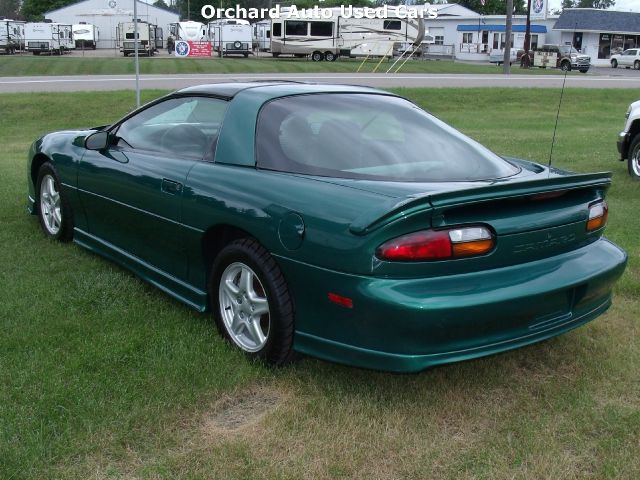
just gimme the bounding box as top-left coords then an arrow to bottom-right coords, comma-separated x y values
0,55 -> 574,76
1,87 -> 639,480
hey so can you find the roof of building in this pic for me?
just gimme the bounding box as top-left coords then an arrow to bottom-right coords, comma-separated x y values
457,24 -> 547,33
554,8 -> 640,34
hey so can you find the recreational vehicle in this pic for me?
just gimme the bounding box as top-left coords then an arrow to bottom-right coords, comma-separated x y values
170,21 -> 208,42
117,21 -> 157,56
270,8 -> 425,61
72,23 -> 99,49
252,20 -> 270,51
25,22 -> 73,55
0,19 -> 25,54
209,19 -> 251,57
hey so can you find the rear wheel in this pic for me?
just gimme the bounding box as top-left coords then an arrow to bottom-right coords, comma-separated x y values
628,134 -> 640,181
272,52 -> 280,58
210,238 -> 295,365
311,51 -> 324,62
37,163 -> 74,241
324,51 -> 336,62
611,59 -> 618,68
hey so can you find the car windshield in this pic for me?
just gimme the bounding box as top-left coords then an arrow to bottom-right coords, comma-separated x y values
255,93 -> 519,182
559,46 -> 580,55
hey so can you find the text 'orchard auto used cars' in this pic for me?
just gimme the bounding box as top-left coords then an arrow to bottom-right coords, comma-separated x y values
27,82 -> 627,372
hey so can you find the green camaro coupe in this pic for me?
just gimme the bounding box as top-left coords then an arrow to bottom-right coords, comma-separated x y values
27,82 -> 627,372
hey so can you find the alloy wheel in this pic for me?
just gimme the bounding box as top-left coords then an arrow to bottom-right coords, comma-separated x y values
40,174 -> 61,235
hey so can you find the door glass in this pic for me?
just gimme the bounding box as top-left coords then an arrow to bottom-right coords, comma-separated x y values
114,97 -> 228,159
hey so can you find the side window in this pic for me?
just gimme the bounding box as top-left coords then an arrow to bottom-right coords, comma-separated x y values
114,96 -> 228,159
272,23 -> 281,37
310,22 -> 332,37
285,21 -> 307,36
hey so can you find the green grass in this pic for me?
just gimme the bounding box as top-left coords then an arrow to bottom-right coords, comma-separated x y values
0,55 -> 572,76
1,88 -> 639,480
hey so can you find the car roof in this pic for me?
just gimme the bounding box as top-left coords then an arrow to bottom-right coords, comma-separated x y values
177,81 -> 386,100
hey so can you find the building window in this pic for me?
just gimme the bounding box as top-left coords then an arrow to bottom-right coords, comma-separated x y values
531,34 -> 538,50
435,35 -> 444,45
383,20 -> 402,30
462,32 -> 473,44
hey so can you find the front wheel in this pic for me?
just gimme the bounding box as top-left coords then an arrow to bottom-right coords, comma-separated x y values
210,238 -> 296,365
628,134 -> 640,181
611,59 -> 618,68
560,61 -> 571,72
37,162 -> 74,241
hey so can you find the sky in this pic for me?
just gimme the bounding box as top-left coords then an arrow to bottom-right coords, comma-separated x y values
547,0 -> 640,13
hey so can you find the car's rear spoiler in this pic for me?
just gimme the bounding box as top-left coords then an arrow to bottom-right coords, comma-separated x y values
349,172 -> 612,235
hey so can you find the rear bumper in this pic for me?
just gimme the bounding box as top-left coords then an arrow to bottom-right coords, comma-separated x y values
617,131 -> 629,160
281,237 -> 627,372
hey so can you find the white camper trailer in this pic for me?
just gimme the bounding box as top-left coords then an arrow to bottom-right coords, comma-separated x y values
170,21 -> 208,42
117,21 -> 157,56
72,23 -> 99,49
25,22 -> 73,55
252,20 -> 270,51
1,19 -> 25,54
270,8 -> 425,61
209,19 -> 251,57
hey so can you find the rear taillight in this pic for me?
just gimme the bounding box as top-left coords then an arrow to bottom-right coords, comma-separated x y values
376,226 -> 495,262
587,200 -> 608,232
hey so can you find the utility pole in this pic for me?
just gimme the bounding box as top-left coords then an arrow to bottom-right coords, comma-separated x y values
502,0 -> 513,74
521,0 -> 532,68
133,0 -> 140,107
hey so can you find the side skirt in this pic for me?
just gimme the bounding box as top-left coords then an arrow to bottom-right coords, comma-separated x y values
74,228 -> 208,312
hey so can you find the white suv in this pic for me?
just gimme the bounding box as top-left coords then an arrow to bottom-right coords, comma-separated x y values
617,100 -> 640,180
610,48 -> 640,70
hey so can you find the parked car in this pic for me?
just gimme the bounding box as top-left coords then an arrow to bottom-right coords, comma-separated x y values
489,47 -> 518,65
534,44 -> 590,73
617,99 -> 640,180
27,82 -> 627,372
610,48 -> 640,70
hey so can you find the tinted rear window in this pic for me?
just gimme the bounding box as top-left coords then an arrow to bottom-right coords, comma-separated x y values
255,94 -> 519,182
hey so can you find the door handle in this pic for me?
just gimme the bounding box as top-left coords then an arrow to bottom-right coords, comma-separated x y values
161,178 -> 183,195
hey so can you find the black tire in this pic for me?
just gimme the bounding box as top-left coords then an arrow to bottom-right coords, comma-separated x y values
611,59 -> 618,68
311,51 -> 324,62
210,238 -> 296,366
579,69 -> 588,73
272,52 -> 280,58
635,60 -> 640,70
628,134 -> 640,181
560,61 -> 571,72
243,53 -> 249,58
324,51 -> 336,62
36,162 -> 74,242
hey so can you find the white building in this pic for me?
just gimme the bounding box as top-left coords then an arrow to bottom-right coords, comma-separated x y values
45,0 -> 179,49
419,3 -> 559,60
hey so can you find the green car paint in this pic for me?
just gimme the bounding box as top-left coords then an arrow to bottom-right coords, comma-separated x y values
27,83 -> 628,372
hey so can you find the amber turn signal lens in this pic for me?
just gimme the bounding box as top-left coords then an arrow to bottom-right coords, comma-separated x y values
452,239 -> 495,257
586,201 -> 608,232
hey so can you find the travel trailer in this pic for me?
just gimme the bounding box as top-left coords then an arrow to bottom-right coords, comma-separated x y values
270,8 -> 425,60
209,19 -> 252,57
117,21 -> 157,56
0,19 -> 25,54
25,22 -> 73,55
72,23 -> 99,49
170,21 -> 208,42
252,20 -> 270,51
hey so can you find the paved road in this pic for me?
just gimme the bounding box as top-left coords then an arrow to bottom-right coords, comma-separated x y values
1,72 -> 639,92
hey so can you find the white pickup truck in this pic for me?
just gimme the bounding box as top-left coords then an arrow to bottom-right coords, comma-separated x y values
617,100 -> 640,180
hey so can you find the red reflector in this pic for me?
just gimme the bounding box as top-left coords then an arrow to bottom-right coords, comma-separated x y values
376,230 -> 452,261
328,292 -> 353,309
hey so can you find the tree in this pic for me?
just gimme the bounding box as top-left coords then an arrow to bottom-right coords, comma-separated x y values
21,0 -> 78,21
0,0 -> 21,19
456,0 -> 528,16
561,0 -> 616,8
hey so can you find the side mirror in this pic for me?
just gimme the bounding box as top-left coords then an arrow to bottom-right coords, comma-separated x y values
85,131 -> 110,151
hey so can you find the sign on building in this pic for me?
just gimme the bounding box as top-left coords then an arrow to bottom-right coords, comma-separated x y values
530,0 -> 547,21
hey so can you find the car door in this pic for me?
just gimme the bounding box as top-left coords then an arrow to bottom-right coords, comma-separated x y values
78,95 -> 227,280
621,49 -> 635,67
